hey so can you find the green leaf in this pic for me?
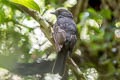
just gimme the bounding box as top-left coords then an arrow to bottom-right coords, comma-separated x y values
10,0 -> 40,11
100,8 -> 112,19
0,8 -> 5,24
88,8 -> 102,20
88,8 -> 96,13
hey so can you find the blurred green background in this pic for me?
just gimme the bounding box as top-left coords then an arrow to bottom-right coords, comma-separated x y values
0,0 -> 120,80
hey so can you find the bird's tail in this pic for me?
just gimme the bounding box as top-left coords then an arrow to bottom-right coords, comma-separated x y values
52,50 -> 68,76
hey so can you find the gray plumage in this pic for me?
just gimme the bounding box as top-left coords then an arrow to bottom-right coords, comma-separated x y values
51,8 -> 77,76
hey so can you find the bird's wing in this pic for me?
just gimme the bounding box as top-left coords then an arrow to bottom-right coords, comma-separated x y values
53,25 -> 66,52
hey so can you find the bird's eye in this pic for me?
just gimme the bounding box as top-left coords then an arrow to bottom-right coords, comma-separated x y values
58,11 -> 61,14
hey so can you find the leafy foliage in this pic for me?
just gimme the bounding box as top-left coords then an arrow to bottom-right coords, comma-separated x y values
10,0 -> 40,11
0,0 -> 120,80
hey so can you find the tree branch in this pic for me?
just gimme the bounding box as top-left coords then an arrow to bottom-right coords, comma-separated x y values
67,57 -> 86,80
13,3 -> 55,47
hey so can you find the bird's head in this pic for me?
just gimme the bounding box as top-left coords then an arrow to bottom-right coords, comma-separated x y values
51,8 -> 73,18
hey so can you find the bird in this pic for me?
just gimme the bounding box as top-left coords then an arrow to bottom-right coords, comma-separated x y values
51,8 -> 77,76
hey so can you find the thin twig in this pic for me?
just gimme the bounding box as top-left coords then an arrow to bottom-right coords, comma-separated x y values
67,57 -> 86,80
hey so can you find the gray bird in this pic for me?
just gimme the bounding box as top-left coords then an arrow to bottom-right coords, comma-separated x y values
51,8 -> 77,76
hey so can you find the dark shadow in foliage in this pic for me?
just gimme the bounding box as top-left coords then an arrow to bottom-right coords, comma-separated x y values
0,55 -> 69,80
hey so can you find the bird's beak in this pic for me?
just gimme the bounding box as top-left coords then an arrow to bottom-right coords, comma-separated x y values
50,11 -> 56,15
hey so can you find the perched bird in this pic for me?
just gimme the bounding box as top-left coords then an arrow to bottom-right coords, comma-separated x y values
51,8 -> 77,76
